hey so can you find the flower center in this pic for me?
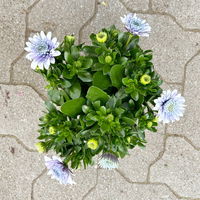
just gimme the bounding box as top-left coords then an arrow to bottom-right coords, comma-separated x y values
164,100 -> 176,113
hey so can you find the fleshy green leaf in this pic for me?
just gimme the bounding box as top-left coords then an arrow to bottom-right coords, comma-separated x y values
64,52 -> 73,64
110,64 -> 124,88
61,97 -> 86,117
86,86 -> 110,103
93,71 -> 111,90
69,80 -> 81,99
78,72 -> 93,82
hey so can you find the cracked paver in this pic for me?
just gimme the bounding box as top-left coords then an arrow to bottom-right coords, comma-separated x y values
118,0 -> 149,11
33,167 -> 98,200
0,0 -> 200,199
139,14 -> 200,83
0,0 -> 35,82
119,131 -> 165,182
167,54 -> 200,148
150,137 -> 200,198
85,170 -> 180,200
0,137 -> 43,200
28,0 -> 96,42
0,85 -> 44,149
152,0 -> 200,30
12,54 -> 47,98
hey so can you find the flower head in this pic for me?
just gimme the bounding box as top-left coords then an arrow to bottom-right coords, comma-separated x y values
87,139 -> 98,150
25,31 -> 61,70
98,153 -> 119,169
154,90 -> 185,123
140,74 -> 151,85
121,13 -> 151,37
96,32 -> 108,43
35,142 -> 45,153
45,156 -> 75,185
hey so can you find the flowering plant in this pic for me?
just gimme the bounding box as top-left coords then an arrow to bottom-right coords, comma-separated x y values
25,14 -> 185,184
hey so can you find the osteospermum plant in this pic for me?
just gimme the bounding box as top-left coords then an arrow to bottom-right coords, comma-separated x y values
26,13 -> 185,184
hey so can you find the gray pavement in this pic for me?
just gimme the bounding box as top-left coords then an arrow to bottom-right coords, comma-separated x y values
0,0 -> 200,199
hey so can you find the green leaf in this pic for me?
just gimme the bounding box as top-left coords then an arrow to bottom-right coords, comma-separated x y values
45,101 -> 56,111
93,71 -> 111,90
110,64 -> 124,88
48,89 -> 60,103
64,52 -> 73,64
82,58 -> 93,69
131,90 -> 139,101
122,117 -> 135,125
86,86 -> 110,103
118,32 -> 128,43
69,80 -> 81,99
61,97 -> 86,117
78,72 -> 93,82
103,65 -> 111,75
71,46 -> 80,59
62,80 -> 72,88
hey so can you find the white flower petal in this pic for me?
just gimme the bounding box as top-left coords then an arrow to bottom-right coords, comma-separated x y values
47,32 -> 52,40
31,60 -> 38,69
40,31 -> 46,39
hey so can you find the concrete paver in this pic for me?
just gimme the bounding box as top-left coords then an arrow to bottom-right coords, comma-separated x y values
85,170 -> 180,200
0,137 -> 43,200
0,85 -> 44,149
152,0 -> 200,29
150,137 -> 200,198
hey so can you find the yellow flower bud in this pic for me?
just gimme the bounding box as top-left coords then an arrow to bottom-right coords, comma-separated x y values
105,55 -> 112,64
153,117 -> 158,123
35,142 -> 45,153
75,60 -> 82,68
147,121 -> 153,128
49,126 -> 56,134
66,35 -> 75,42
127,137 -> 131,143
140,74 -> 151,85
106,114 -> 114,122
96,32 -> 108,43
87,139 -> 98,150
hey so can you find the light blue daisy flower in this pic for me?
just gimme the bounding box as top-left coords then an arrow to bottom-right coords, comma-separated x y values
98,153 -> 119,170
120,13 -> 151,37
45,156 -> 75,185
154,90 -> 185,123
25,31 -> 61,70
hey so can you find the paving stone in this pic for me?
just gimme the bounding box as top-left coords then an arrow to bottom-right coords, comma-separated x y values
113,0 -> 149,11
0,84 -> 44,148
150,137 -> 200,198
152,0 -> 200,29
119,131 -> 164,182
34,166 -> 97,200
29,0 -> 96,42
85,170 -> 179,200
0,0 -> 34,82
0,137 -> 44,200
12,55 -> 47,98
139,14 -> 200,83
167,54 -> 200,148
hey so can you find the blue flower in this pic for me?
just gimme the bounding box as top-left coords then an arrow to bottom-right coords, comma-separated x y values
121,13 -> 151,37
45,156 -> 75,185
98,153 -> 119,170
154,90 -> 185,123
25,31 -> 61,70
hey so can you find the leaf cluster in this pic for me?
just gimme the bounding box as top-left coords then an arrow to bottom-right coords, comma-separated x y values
37,25 -> 162,169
